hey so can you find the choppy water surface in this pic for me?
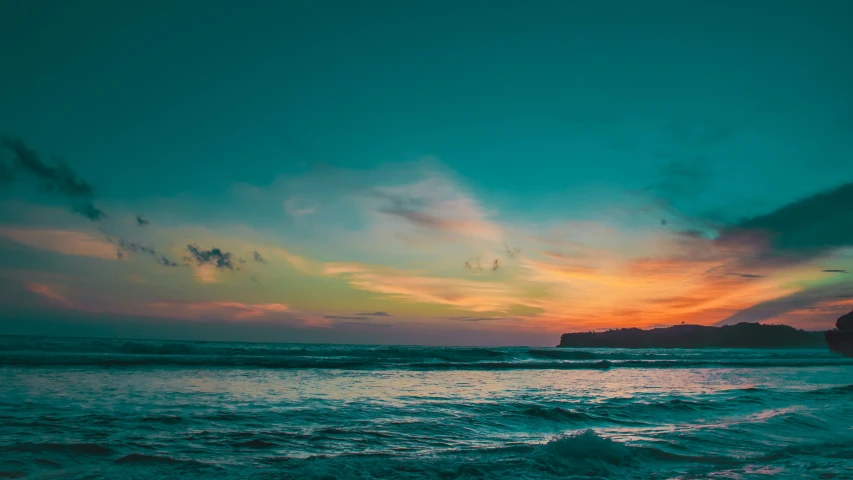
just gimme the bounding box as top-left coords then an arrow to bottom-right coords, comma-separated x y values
2,336 -> 852,479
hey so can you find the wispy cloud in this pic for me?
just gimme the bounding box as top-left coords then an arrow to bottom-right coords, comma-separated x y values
442,316 -> 514,322
146,301 -> 290,320
373,175 -> 503,243
111,238 -> 179,267
0,227 -> 117,260
324,262 -> 525,313
324,315 -> 369,321
252,250 -> 268,264
284,198 -> 317,217
24,282 -> 71,306
0,137 -> 104,221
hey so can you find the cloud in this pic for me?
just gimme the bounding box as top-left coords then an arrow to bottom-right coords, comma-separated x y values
722,182 -> 853,260
111,238 -> 179,267
185,244 -> 238,270
716,282 -> 853,326
284,198 -> 317,217
117,239 -> 156,256
338,321 -> 394,329
355,311 -> 391,316
0,227 -> 117,260
252,250 -> 268,264
822,269 -> 848,273
24,282 -> 71,306
442,316 -> 511,322
324,262 -> 526,313
514,225 -> 814,330
157,255 -> 179,267
324,315 -> 370,321
146,301 -> 290,321
0,137 -> 104,221
372,175 -> 503,243
136,215 -> 150,226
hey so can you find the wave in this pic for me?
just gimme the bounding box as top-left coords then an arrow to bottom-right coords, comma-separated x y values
3,442 -> 112,456
520,405 -> 594,423
114,453 -> 213,469
541,430 -> 634,464
527,349 -> 603,360
4,352 -> 853,370
0,337 -> 516,364
805,384 -> 853,395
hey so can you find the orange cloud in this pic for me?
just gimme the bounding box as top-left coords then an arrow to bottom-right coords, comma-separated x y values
324,262 -> 526,313
515,228 -> 819,331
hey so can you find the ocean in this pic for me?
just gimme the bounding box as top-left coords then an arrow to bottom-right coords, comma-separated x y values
1,336 -> 852,479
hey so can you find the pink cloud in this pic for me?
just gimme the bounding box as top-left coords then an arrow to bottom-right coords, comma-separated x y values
0,227 -> 116,260
24,282 -> 71,306
145,301 -> 291,320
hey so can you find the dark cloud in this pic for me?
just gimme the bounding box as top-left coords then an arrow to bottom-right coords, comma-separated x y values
716,283 -> 852,326
732,182 -> 853,253
355,311 -> 391,316
464,258 -> 484,271
724,272 -> 765,279
0,137 -> 105,221
252,250 -> 268,264
158,255 -> 179,267
185,244 -> 238,270
136,215 -> 149,226
324,315 -> 370,321
118,239 -> 156,256
709,182 -> 853,270
109,237 -> 179,267
823,269 -> 848,273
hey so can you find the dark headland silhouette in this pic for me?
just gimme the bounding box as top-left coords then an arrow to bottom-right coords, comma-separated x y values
558,322 -> 825,349
825,310 -> 853,357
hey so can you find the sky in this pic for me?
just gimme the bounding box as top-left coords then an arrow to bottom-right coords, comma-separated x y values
1,0 -> 852,346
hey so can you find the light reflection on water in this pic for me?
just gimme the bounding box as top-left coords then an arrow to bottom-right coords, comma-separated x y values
1,342 -> 853,478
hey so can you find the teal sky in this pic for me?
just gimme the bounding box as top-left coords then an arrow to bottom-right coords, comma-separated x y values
1,1 -> 852,345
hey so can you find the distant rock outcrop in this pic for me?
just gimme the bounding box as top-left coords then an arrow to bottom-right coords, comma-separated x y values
825,310 -> 853,357
558,322 -> 825,349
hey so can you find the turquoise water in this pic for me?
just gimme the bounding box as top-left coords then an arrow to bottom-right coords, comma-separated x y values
2,337 -> 852,479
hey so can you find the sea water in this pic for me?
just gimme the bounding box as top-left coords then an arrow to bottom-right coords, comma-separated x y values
1,336 -> 852,479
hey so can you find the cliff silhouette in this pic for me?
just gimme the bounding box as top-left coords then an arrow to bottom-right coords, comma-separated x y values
825,310 -> 853,357
558,322 -> 825,349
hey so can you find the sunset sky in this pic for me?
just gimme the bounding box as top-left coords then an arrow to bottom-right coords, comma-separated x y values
1,1 -> 852,345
